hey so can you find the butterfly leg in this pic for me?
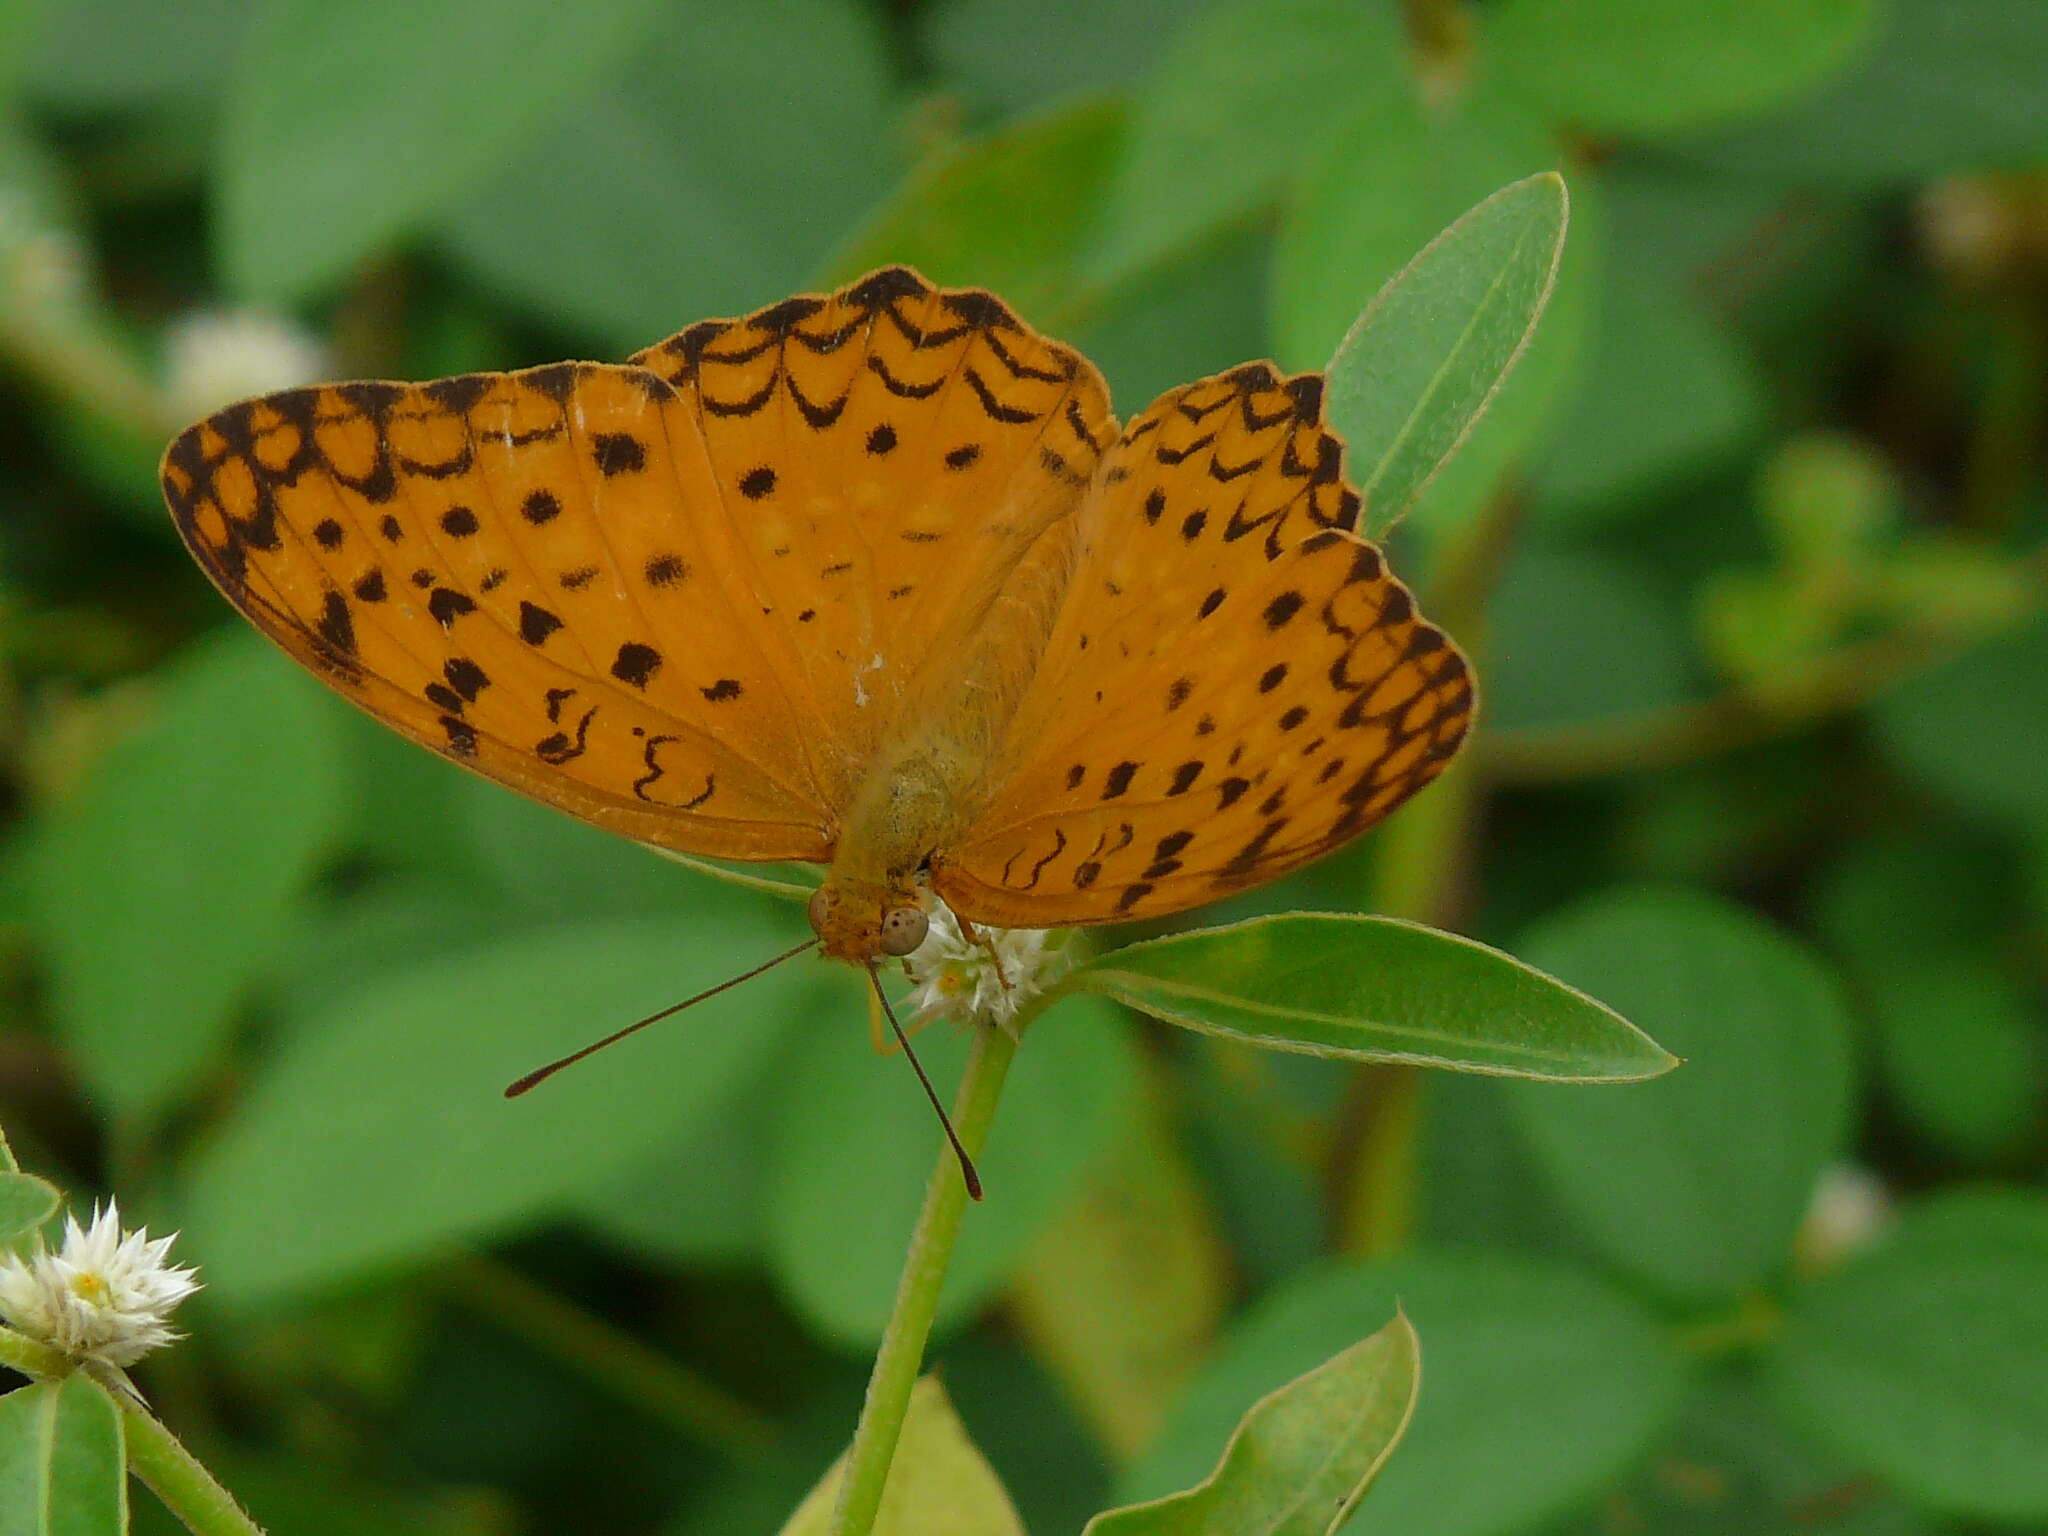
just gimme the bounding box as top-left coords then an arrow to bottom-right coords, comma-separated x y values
956,913 -> 1014,994
868,982 -> 895,1055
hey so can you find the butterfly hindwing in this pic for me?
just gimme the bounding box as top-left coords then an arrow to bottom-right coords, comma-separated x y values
933,366 -> 1473,927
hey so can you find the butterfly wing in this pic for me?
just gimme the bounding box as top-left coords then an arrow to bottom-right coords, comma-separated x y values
629,266 -> 1114,806
160,266 -> 1113,863
932,364 -> 1473,926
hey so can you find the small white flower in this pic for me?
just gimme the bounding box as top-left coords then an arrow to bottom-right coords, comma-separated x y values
162,308 -> 329,421
902,904 -> 1069,1035
0,190 -> 88,318
1794,1162 -> 1894,1277
0,1201 -> 201,1368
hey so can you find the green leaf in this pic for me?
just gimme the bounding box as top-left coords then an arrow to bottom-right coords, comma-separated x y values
1088,0 -> 1408,286
0,1377 -> 127,1536
1273,85 -> 1561,369
923,0 -> 1204,118
181,907 -> 809,1301
829,98 -> 1124,325
1873,614 -> 2048,827
1772,1188 -> 2048,1520
1503,887 -> 1857,1302
767,995 -> 1138,1347
0,1172 -> 58,1244
1009,1059 -> 1231,1458
1548,1371 -> 1946,1536
778,1376 -> 1024,1536
1486,0 -> 1878,137
1063,913 -> 1675,1081
1121,1253 -> 1685,1536
1810,825 -> 2013,972
1483,544 -> 1697,733
1676,0 -> 2048,186
1326,173 -> 1568,539
1861,947 -> 2038,1161
1084,1311 -> 1420,1535
1074,222 -> 1272,415
29,631 -> 348,1122
25,0 -> 254,112
1811,829 -> 2037,1161
1395,171 -> 1602,544
456,773 -> 703,921
571,1055 -> 773,1268
435,0 -> 894,353
1525,253 -> 1765,526
219,0 -> 665,299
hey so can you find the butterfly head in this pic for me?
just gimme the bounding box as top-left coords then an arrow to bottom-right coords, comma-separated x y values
808,880 -> 930,964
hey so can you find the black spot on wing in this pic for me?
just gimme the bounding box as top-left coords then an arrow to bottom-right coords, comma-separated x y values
519,601 -> 563,646
612,642 -> 662,688
428,587 -> 475,627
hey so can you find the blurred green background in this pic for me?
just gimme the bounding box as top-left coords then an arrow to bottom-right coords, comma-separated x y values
1,0 -> 2045,1531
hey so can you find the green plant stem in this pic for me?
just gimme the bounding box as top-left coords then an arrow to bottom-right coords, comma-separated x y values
829,1022 -> 1020,1536
1670,1291 -> 1784,1360
121,1398 -> 267,1536
1478,572 -> 2045,786
1344,1067 -> 1426,1259
443,1253 -> 776,1459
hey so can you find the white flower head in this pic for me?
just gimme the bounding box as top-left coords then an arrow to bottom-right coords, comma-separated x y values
0,190 -> 87,318
1793,1162 -> 1894,1278
902,904 -> 1069,1036
0,1201 -> 201,1368
162,308 -> 329,421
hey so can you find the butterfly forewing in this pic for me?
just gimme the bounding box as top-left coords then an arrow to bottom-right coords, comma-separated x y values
933,366 -> 1473,927
161,369 -> 840,858
160,266 -> 1117,865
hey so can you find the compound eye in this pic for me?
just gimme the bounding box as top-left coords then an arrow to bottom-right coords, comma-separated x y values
806,886 -> 831,937
878,905 -> 930,957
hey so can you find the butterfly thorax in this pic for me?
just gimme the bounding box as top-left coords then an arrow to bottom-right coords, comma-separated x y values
812,741 -> 972,962
811,508 -> 1084,963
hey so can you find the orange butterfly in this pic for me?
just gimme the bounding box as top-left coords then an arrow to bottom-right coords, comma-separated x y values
161,266 -> 1471,971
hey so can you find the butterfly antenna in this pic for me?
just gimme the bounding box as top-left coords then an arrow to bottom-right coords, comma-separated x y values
868,963 -> 983,1201
506,937 -> 818,1097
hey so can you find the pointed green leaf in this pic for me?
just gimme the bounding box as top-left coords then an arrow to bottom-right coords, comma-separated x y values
777,1376 -> 1025,1536
1123,1253 -> 1685,1536
0,1173 -> 59,1245
1084,1311 -> 1420,1535
1326,173 -> 1568,539
1087,0 -> 1407,285
1062,914 -> 1674,1082
0,1377 -> 128,1536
